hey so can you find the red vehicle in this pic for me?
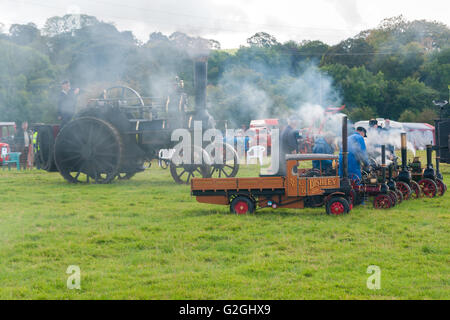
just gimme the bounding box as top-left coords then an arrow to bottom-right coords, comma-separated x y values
248,119 -> 279,152
0,122 -> 16,164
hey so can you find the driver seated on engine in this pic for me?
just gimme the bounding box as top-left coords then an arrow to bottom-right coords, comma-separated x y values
312,133 -> 335,173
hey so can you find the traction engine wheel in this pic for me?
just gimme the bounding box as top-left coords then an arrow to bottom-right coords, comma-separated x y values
169,146 -> 211,184
230,196 -> 255,215
326,197 -> 350,216
418,178 -> 438,198
36,125 -> 58,171
435,178 -> 447,197
373,194 -> 392,209
396,181 -> 412,200
395,189 -> 403,204
387,190 -> 398,207
206,142 -> 239,178
54,117 -> 123,184
410,180 -> 421,198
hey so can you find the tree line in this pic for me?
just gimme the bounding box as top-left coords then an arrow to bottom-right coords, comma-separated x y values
0,15 -> 448,126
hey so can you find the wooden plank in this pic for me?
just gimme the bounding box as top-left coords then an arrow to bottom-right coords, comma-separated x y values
237,177 -> 284,190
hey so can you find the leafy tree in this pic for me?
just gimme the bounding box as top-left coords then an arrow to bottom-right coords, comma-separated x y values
43,14 -> 99,37
398,109 -> 418,122
9,23 -> 40,46
421,47 -> 450,98
348,106 -> 376,122
321,37 -> 374,68
247,32 -> 280,48
0,40 -> 55,122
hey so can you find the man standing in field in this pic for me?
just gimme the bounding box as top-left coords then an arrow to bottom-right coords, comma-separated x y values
276,116 -> 301,175
57,80 -> 79,128
340,126 -> 369,181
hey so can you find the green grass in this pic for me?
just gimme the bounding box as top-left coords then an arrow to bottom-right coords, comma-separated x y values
0,150 -> 448,299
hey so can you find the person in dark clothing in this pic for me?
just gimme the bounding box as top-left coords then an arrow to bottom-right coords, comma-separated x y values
312,133 -> 335,171
57,80 -> 79,127
276,117 -> 300,175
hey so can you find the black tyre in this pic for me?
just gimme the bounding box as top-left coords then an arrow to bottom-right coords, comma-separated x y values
54,117 -> 123,184
326,197 -> 350,216
36,125 -> 58,172
418,178 -> 438,198
435,178 -> 446,197
396,181 -> 412,200
230,196 -> 255,215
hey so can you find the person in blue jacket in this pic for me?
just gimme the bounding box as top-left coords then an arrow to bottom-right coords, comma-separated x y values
339,126 -> 369,181
312,133 -> 335,171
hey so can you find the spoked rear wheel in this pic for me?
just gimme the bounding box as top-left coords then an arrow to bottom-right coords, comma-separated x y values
410,181 -> 421,199
54,117 -> 123,184
206,142 -> 239,178
396,181 -> 411,200
373,194 -> 392,209
170,146 -> 211,184
435,178 -> 446,197
418,178 -> 438,198
395,189 -> 403,204
387,190 -> 398,207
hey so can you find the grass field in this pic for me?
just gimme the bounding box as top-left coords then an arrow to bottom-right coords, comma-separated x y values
0,150 -> 449,299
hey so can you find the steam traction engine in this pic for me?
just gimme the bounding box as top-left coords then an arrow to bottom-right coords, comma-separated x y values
351,145 -> 400,209
34,58 -> 239,184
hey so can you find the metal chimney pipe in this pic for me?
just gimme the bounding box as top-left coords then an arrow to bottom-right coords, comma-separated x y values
426,144 -> 433,169
194,57 -> 208,112
401,133 -> 407,170
381,145 -> 386,184
433,120 -> 442,179
342,116 -> 348,179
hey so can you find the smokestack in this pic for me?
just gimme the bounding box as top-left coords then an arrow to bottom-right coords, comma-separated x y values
426,144 -> 433,169
381,145 -> 386,184
194,57 -> 208,112
401,133 -> 407,170
434,119 -> 442,179
342,116 -> 348,180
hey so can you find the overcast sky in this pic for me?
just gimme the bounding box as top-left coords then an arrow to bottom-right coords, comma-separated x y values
0,0 -> 449,48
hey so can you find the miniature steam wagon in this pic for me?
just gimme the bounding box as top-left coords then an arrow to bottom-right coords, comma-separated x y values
191,117 -> 354,215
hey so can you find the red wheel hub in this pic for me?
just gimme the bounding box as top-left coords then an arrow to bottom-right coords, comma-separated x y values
234,201 -> 249,214
330,202 -> 345,215
419,179 -> 437,198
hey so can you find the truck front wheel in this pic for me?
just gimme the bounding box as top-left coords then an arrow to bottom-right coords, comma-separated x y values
326,197 -> 350,216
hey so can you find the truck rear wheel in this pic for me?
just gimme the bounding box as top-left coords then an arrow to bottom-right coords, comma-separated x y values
326,197 -> 350,216
230,196 -> 255,215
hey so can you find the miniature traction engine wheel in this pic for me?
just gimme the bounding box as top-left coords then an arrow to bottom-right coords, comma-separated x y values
373,194 -> 392,209
435,178 -> 446,197
54,117 -> 123,184
410,180 -> 421,198
395,181 -> 412,200
418,178 -> 438,198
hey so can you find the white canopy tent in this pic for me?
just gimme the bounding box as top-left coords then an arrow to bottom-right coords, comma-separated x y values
354,119 -> 435,150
